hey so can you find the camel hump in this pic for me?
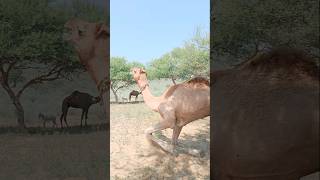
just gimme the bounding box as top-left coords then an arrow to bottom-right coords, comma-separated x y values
238,47 -> 319,79
72,90 -> 81,95
185,77 -> 210,87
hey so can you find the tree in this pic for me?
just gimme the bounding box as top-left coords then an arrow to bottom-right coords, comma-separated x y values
148,54 -> 179,84
212,0 -> 319,65
110,57 -> 144,102
0,0 -> 103,127
148,28 -> 209,82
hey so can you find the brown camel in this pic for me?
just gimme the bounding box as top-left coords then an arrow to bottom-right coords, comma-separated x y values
129,90 -> 141,101
131,67 -> 210,154
60,90 -> 100,128
64,18 -> 109,116
211,48 -> 319,180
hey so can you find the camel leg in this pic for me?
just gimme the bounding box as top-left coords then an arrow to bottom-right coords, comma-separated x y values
63,108 -> 69,128
60,113 -> 64,128
80,110 -> 85,127
84,109 -> 88,126
145,121 -> 173,153
172,126 -> 182,147
135,95 -> 138,101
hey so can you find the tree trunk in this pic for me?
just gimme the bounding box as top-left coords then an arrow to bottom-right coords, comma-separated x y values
171,77 -> 176,85
13,98 -> 25,128
0,80 -> 26,128
111,87 -> 119,103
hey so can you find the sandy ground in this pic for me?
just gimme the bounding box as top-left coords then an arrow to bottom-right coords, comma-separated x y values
0,111 -> 108,180
110,103 -> 210,179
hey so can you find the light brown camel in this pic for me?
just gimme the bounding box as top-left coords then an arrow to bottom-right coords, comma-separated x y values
211,48 -> 319,180
131,67 -> 210,154
64,18 -> 109,117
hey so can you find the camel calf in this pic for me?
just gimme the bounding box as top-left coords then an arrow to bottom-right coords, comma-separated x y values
38,112 -> 57,128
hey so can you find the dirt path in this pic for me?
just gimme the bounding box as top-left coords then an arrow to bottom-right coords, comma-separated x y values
111,103 -> 210,179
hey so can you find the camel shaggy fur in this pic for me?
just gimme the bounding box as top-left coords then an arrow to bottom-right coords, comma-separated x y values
211,48 -> 319,180
131,67 -> 210,154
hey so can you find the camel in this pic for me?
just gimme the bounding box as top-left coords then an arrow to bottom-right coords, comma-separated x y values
122,97 -> 128,102
38,112 -> 57,128
211,48 -> 319,180
131,67 -> 210,154
129,90 -> 141,101
60,90 -> 100,128
64,18 -> 109,118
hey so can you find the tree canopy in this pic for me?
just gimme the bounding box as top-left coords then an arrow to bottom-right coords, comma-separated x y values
148,28 -> 209,83
212,0 -> 319,65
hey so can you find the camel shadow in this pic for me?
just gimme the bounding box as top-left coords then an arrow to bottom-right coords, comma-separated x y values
153,122 -> 210,157
125,123 -> 210,179
0,123 -> 109,135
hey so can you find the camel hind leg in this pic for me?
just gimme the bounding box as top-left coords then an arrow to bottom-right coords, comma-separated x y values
60,105 -> 69,128
80,109 -> 85,127
172,126 -> 182,147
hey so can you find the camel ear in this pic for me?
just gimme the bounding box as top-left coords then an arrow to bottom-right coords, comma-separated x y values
140,68 -> 146,73
95,23 -> 109,38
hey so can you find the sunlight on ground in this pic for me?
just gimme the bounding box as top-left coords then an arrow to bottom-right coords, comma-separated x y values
110,103 -> 210,179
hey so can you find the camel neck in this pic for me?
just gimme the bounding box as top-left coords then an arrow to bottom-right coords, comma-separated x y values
140,85 -> 161,111
85,57 -> 108,86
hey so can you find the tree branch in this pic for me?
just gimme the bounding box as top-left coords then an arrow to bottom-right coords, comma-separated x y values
16,65 -> 64,98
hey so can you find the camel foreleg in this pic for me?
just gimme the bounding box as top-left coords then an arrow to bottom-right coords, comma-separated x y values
144,121 -> 172,153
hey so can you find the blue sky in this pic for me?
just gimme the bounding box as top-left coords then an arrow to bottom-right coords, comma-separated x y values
111,0 -> 209,65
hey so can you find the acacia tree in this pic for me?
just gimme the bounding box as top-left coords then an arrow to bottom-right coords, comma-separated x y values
0,0 -> 104,127
149,28 -> 209,83
110,57 -> 144,102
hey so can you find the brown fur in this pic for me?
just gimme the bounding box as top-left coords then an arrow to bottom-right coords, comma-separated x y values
237,48 -> 319,79
212,48 -> 319,179
185,77 -> 210,87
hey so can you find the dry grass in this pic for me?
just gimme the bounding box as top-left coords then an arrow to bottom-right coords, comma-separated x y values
0,129 -> 108,180
111,103 -> 210,179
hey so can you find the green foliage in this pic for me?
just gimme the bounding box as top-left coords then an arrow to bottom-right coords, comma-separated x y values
148,28 -> 209,81
212,0 -> 319,64
56,0 -> 109,24
110,57 -> 144,101
0,0 -> 81,76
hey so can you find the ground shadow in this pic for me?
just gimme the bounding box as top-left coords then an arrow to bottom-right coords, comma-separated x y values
118,122 -> 210,179
0,123 -> 109,135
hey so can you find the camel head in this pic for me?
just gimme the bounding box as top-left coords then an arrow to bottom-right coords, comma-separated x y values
91,96 -> 101,104
131,67 -> 149,90
64,18 -> 109,65
131,67 -> 148,81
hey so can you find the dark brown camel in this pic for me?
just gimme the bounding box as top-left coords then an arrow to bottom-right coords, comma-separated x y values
60,90 -> 100,128
129,90 -> 141,101
212,48 -> 319,180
